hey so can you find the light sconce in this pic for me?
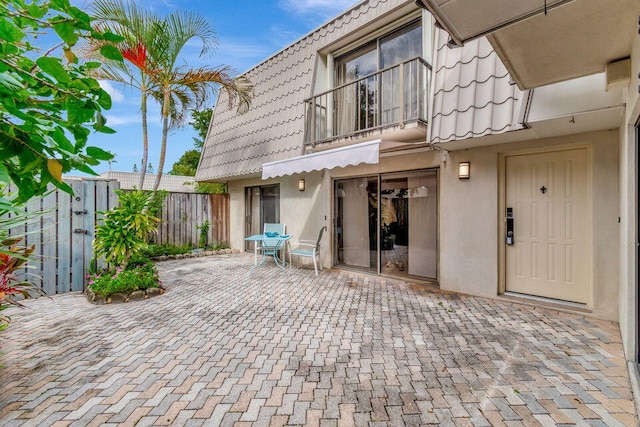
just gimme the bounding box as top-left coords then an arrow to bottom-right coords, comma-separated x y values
458,162 -> 470,180
298,179 -> 305,192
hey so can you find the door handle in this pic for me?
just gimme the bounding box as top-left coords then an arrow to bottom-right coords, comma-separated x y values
506,207 -> 514,245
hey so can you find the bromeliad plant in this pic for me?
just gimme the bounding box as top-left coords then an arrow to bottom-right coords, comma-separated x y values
0,239 -> 45,330
93,189 -> 159,268
0,196 -> 46,330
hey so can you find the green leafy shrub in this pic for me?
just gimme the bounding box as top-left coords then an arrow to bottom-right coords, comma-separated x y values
87,264 -> 160,298
207,241 -> 229,251
196,220 -> 210,248
0,0 -> 122,204
125,254 -> 154,271
139,243 -> 191,258
93,190 -> 159,267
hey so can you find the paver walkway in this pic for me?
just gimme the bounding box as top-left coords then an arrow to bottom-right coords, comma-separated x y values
0,254 -> 636,426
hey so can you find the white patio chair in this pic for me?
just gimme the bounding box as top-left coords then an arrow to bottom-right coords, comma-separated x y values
288,226 -> 326,276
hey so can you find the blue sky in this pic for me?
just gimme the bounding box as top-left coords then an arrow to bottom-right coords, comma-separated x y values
73,0 -> 360,175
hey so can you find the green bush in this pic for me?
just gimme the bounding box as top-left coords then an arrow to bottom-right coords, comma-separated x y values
196,220 -> 210,248
139,243 -> 192,258
87,264 -> 160,297
207,241 -> 229,251
93,190 -> 159,267
126,254 -> 154,271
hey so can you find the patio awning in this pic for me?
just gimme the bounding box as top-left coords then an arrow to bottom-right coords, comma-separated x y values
261,140 -> 380,179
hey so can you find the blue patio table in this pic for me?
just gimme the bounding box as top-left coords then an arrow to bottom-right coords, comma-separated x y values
245,233 -> 292,273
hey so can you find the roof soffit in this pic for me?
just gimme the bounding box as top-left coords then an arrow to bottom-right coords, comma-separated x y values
419,0 -> 637,89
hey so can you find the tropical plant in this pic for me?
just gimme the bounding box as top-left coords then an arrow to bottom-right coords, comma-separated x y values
87,263 -> 160,298
88,0 -> 253,192
89,0 -> 157,190
0,0 -> 119,205
0,238 -> 45,329
93,190 -> 159,267
196,220 -> 210,248
139,243 -> 192,258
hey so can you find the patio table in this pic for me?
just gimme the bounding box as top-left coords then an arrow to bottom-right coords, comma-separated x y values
245,234 -> 292,273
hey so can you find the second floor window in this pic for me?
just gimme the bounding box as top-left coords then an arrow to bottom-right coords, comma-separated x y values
304,19 -> 429,144
335,21 -> 423,86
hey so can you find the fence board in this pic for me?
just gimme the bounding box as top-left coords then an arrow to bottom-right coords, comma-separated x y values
41,191 -> 58,296
210,194 -> 230,244
57,186 -> 72,294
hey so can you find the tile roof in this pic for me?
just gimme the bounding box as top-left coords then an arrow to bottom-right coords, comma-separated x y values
430,30 -> 526,144
98,171 -> 197,193
197,0 -> 411,182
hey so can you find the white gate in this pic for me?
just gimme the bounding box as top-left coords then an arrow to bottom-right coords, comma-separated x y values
7,178 -> 120,295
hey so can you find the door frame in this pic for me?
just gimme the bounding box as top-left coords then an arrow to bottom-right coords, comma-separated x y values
497,143 -> 594,305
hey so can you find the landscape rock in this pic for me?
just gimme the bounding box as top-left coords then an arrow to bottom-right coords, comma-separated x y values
130,290 -> 145,301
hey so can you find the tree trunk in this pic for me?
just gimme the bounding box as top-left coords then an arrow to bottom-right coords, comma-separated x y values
152,88 -> 171,192
138,82 -> 149,190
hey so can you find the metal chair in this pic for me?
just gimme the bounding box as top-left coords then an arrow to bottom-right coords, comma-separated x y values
288,226 -> 326,276
255,223 -> 286,265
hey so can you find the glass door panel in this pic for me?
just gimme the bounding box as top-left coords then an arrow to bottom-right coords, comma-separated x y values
335,46 -> 378,136
380,170 -> 438,279
245,184 -> 280,251
334,170 -> 437,280
334,177 -> 378,273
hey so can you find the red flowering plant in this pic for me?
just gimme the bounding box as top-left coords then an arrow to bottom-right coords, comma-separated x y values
0,239 -> 45,331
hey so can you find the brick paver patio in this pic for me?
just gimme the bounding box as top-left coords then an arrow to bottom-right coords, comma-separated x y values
0,253 -> 636,426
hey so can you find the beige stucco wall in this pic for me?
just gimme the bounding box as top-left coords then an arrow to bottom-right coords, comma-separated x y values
440,130 -> 620,321
227,172 -> 329,265
618,34 -> 640,360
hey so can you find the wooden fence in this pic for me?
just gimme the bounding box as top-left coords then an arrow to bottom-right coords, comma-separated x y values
153,193 -> 229,246
7,179 -> 120,295
5,180 -> 230,295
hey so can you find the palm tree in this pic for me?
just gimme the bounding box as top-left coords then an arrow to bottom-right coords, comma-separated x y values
90,0 -> 158,190
88,1 -> 252,192
145,10 -> 252,191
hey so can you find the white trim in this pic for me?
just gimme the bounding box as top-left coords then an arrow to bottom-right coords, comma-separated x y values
261,140 -> 381,179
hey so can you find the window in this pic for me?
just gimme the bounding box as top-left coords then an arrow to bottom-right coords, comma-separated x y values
332,21 -> 424,135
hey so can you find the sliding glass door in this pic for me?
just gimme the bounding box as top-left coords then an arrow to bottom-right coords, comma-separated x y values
334,169 -> 438,280
245,184 -> 280,251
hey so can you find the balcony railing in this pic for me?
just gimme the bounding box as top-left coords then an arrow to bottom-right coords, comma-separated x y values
304,57 -> 431,145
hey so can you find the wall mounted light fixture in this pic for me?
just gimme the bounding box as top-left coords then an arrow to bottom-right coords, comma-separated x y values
298,179 -> 305,191
458,162 -> 470,180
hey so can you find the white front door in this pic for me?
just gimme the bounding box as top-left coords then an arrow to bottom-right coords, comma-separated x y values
505,148 -> 589,303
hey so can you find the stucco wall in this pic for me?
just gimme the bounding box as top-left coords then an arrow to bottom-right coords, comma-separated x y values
227,172 -> 329,266
618,34 -> 640,360
440,130 -> 620,320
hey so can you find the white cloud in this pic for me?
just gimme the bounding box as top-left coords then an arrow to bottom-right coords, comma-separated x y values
98,80 -> 125,103
104,115 -> 140,126
279,0 -> 359,17
104,114 -> 161,126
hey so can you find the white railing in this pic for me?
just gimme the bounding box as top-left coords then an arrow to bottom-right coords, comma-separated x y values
304,57 -> 431,145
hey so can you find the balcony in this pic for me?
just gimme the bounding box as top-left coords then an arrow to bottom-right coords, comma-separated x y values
304,57 -> 431,146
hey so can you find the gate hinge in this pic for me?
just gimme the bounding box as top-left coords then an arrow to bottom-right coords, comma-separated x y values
73,229 -> 88,234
